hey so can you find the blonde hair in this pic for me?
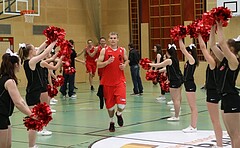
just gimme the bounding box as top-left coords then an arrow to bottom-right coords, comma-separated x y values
109,32 -> 119,38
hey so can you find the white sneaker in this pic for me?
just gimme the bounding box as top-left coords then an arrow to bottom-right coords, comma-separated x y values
30,145 -> 38,148
51,98 -> 58,102
70,94 -> 77,99
51,109 -> 56,113
170,107 -> 181,112
182,125 -> 197,133
167,100 -> 173,105
50,100 -> 56,105
167,116 -> 179,121
156,96 -> 166,101
38,129 -> 52,136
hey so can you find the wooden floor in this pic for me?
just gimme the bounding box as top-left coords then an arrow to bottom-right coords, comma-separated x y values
10,81 -> 231,148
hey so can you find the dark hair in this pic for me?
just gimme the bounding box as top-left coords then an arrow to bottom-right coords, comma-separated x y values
87,39 -> 93,44
128,43 -> 134,49
0,53 -> 19,84
186,46 -> 199,66
227,39 -> 240,55
167,46 -> 179,67
155,44 -> 163,56
17,44 -> 33,64
99,36 -> 106,41
69,39 -> 74,45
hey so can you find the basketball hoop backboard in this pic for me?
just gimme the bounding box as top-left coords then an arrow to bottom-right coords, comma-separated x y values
0,0 -> 40,17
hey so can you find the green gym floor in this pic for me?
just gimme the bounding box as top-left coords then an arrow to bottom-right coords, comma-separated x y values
10,81 -> 230,148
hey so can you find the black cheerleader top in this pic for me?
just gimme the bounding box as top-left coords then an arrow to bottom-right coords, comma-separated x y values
0,75 -> 14,117
24,60 -> 44,93
216,57 -> 239,95
166,57 -> 183,82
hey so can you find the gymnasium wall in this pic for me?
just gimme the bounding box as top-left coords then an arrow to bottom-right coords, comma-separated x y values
0,0 -> 239,87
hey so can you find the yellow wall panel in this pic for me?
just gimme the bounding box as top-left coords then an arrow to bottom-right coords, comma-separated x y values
46,8 -> 68,24
45,0 -> 68,8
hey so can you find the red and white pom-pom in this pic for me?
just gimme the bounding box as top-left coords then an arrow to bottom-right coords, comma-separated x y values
211,6 -> 232,27
140,58 -> 151,70
187,19 -> 211,41
23,103 -> 52,131
161,81 -> 169,92
59,40 -> 73,58
187,19 -> 200,39
170,25 -> 187,41
64,67 -> 76,75
52,75 -> 64,87
43,26 -> 66,46
47,84 -> 58,98
202,12 -> 215,26
145,70 -> 158,81
23,117 -> 44,131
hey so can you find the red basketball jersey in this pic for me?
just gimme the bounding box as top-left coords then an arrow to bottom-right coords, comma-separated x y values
100,46 -> 126,86
85,46 -> 98,64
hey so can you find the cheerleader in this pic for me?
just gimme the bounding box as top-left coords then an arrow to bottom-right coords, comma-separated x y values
179,39 -> 199,132
18,40 -> 57,148
210,22 -> 240,148
152,44 -> 167,101
37,52 -> 62,136
198,33 -> 223,147
0,50 -> 32,148
150,44 -> 183,121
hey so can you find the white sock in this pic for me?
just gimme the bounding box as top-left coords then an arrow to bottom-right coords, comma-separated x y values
110,117 -> 114,123
117,111 -> 122,116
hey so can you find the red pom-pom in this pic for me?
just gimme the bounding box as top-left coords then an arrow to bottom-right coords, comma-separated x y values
140,58 -> 151,70
47,84 -> 58,98
202,12 -> 215,26
43,26 -> 66,45
52,75 -> 64,87
211,6 -> 232,27
161,81 -> 169,92
23,117 -> 44,131
187,19 -> 211,41
145,70 -> 158,81
64,67 -> 76,75
59,40 -> 73,58
23,103 -> 53,131
170,25 -> 187,41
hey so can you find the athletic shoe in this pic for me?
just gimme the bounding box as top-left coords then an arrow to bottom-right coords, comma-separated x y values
182,125 -> 197,133
109,122 -> 115,132
130,93 -> 139,96
31,145 -> 38,148
170,107 -> 181,112
51,98 -> 58,102
51,109 -> 56,113
70,94 -> 77,99
115,112 -> 124,127
61,94 -> 67,99
156,96 -> 166,101
99,96 -> 104,109
167,100 -> 173,105
167,116 -> 179,121
50,100 -> 56,105
38,129 -> 52,136
91,86 -> 95,91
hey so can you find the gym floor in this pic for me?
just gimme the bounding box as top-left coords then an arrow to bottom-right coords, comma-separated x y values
10,81 -> 229,148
